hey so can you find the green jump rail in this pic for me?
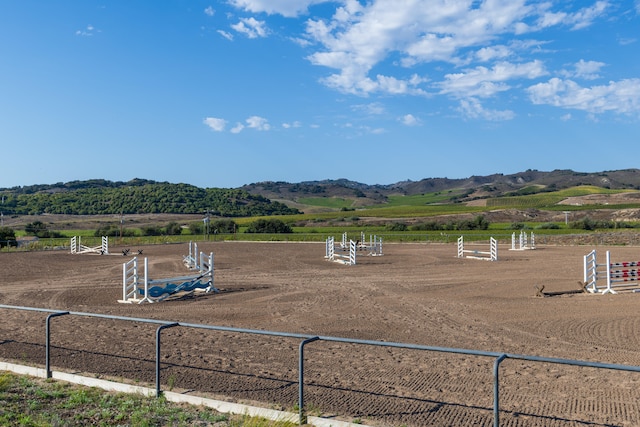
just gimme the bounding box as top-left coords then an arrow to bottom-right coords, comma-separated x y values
2,304 -> 640,426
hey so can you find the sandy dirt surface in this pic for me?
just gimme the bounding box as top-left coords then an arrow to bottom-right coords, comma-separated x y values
2,239 -> 640,426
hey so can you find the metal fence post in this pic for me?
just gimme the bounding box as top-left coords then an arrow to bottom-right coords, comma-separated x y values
156,323 -> 179,397
45,311 -> 69,378
493,354 -> 507,427
299,337 -> 319,425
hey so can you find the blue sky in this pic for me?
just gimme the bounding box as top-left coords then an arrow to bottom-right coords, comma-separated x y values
1,1 -> 639,189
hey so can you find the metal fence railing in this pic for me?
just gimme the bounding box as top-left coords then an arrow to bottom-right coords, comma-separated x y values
2,304 -> 640,426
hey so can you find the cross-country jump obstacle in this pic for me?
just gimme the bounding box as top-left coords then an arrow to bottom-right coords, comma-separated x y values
457,236 -> 498,261
70,236 -> 109,255
510,231 -> 536,250
119,250 -> 216,303
325,235 -> 357,265
583,249 -> 640,294
357,232 -> 383,256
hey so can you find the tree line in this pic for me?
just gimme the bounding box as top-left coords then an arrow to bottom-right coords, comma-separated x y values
0,180 -> 299,216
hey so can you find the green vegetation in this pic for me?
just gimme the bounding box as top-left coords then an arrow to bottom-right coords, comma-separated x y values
0,179 -> 299,217
410,215 -> 490,231
487,186 -> 635,209
0,372 -> 299,427
296,197 -> 354,209
245,219 -> 293,234
24,221 -> 64,238
384,189 -> 468,206
0,226 -> 17,248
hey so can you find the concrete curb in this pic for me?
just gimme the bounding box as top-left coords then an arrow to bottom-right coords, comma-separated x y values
0,361 -> 370,427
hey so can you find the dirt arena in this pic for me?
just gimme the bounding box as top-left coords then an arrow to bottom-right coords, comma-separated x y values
2,239 -> 640,426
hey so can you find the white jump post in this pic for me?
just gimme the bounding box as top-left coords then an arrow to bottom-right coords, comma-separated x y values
325,236 -> 335,259
70,236 -> 109,254
510,231 -> 536,250
583,250 -> 640,294
583,249 -> 599,293
325,235 -> 356,265
183,241 -> 199,269
120,257 -> 141,303
457,236 -> 498,261
340,232 -> 348,249
358,232 -> 383,256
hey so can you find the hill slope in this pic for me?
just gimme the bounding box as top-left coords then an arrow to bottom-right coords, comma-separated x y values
242,169 -> 640,211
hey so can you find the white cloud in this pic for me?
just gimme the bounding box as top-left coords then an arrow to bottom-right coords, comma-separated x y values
231,123 -> 245,133
457,98 -> 515,121
75,24 -> 96,37
523,1 -> 609,32
567,1 -> 609,30
224,1 -> 631,121
301,0 -> 571,96
228,0 -> 323,17
438,60 -> 547,98
204,6 -> 215,17
282,121 -> 302,128
618,37 -> 637,46
352,102 -> 385,115
573,59 -> 606,80
527,77 -> 640,115
299,0 -> 613,97
475,45 -> 512,62
231,17 -> 268,38
246,116 -> 271,130
203,117 -> 227,131
217,30 -> 234,41
400,114 -> 421,126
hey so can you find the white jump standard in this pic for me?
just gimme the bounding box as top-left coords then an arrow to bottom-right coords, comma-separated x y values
183,241 -> 200,269
70,236 -> 109,255
510,231 -> 535,250
583,249 -> 640,294
357,232 -> 383,256
325,236 -> 357,265
457,236 -> 498,261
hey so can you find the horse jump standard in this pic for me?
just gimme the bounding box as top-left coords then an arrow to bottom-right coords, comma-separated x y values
457,236 -> 498,261
510,231 -> 535,250
70,236 -> 109,255
584,249 -> 640,294
325,236 -> 357,265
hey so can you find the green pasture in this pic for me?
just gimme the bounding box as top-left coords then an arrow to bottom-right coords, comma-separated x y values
384,189 -> 468,206
487,186 -> 638,209
296,197 -> 355,209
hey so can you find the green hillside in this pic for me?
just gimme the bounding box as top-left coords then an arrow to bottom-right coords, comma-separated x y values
0,180 -> 299,217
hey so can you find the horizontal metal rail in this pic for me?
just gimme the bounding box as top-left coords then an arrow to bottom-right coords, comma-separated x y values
2,303 -> 640,426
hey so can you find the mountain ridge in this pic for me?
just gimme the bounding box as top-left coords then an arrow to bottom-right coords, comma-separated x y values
241,169 -> 640,206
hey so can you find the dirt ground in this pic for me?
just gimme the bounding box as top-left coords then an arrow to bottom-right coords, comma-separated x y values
2,239 -> 640,426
